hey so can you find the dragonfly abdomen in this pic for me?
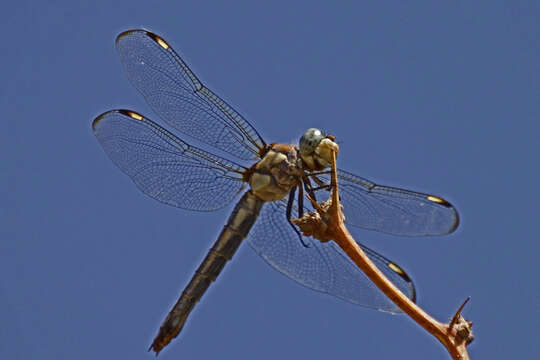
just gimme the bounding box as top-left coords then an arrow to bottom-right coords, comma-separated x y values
150,191 -> 264,354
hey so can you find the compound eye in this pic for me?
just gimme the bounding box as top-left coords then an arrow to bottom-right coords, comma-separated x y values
299,128 -> 325,155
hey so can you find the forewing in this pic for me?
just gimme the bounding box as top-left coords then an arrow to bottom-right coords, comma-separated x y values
311,169 -> 459,236
115,30 -> 266,161
92,109 -> 246,211
248,200 -> 415,312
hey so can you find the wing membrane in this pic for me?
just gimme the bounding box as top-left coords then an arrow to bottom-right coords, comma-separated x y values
248,200 -> 415,313
92,109 -> 246,211
115,30 -> 266,161
311,169 -> 459,236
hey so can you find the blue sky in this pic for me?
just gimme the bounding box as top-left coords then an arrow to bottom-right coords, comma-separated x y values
2,1 -> 539,359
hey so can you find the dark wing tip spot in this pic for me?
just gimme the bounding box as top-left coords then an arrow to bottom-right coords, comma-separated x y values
116,29 -> 168,49
146,32 -> 170,49
387,262 -> 416,303
92,109 -> 144,132
117,109 -> 144,121
426,195 -> 460,234
426,195 -> 452,207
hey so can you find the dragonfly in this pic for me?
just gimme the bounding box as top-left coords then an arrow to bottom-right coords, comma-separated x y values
92,29 -> 459,354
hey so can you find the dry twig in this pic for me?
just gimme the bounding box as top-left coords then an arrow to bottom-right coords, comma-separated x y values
293,149 -> 473,359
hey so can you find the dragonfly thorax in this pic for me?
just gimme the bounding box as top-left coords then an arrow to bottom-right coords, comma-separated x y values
249,144 -> 304,202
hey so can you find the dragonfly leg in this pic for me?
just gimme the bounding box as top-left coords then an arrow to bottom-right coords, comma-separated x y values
302,175 -> 318,203
306,170 -> 332,176
298,180 -> 304,218
303,173 -> 334,199
285,186 -> 310,248
309,174 -> 332,191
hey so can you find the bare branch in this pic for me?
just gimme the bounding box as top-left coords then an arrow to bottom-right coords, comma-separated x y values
293,149 -> 473,360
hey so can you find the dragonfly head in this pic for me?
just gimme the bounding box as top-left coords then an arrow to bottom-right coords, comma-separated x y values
299,128 -> 339,170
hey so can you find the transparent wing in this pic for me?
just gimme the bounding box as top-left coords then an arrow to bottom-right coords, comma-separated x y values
310,169 -> 459,236
248,200 -> 415,312
115,29 -> 266,161
92,109 -> 246,211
